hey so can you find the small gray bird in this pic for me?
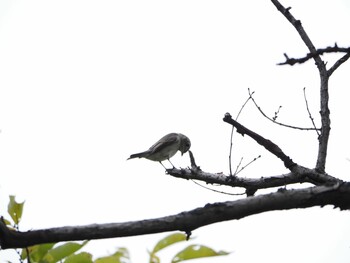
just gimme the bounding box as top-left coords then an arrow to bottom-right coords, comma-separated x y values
127,133 -> 191,169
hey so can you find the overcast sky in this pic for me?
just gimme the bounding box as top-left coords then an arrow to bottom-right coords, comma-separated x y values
1,1 -> 350,262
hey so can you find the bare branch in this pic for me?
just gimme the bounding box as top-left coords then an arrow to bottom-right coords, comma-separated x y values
249,89 -> 320,131
233,157 -> 244,175
234,155 -> 261,176
167,162 -> 340,192
190,180 -> 245,196
272,105 -> 282,121
270,0 -> 331,173
270,0 -> 324,69
168,168 -> 300,190
1,183 -> 349,249
303,87 -> 321,137
328,51 -> 350,76
316,74 -> 330,172
223,113 -> 296,169
278,44 -> 350,66
229,95 -> 253,175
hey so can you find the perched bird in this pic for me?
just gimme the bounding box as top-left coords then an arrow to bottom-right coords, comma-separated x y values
127,133 -> 191,169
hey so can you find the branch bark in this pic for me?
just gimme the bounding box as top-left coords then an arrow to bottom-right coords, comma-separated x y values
270,0 -> 337,172
223,113 -> 296,169
1,183 -> 349,249
167,163 -> 341,193
278,44 -> 350,66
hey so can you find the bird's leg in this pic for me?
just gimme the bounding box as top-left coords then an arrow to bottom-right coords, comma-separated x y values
159,161 -> 167,169
167,159 -> 175,169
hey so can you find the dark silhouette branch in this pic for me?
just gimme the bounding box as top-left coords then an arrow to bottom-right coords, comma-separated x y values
271,0 -> 324,68
169,168 -> 302,191
278,44 -> 350,66
167,156 -> 340,192
223,113 -> 296,169
270,0 -> 332,173
1,183 -> 349,249
328,51 -> 350,76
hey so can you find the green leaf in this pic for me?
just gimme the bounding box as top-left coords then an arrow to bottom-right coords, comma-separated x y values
171,245 -> 229,263
149,253 -> 160,263
95,247 -> 130,263
21,243 -> 56,261
111,247 -> 129,258
151,233 -> 187,254
94,255 -> 122,263
1,217 -> 12,226
64,252 -> 93,263
41,241 -> 89,263
7,195 -> 25,225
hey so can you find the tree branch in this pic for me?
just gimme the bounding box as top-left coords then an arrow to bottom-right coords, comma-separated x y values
248,88 -> 320,131
223,113 -> 296,169
270,0 -> 331,173
1,183 -> 349,249
270,0 -> 323,66
167,156 -> 341,193
328,51 -> 350,76
278,44 -> 350,66
303,87 -> 321,137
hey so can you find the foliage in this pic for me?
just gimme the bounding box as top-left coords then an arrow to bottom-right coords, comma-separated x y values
7,195 -> 24,226
1,196 -> 230,263
149,233 -> 229,263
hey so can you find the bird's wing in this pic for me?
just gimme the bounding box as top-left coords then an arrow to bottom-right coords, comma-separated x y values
149,133 -> 179,154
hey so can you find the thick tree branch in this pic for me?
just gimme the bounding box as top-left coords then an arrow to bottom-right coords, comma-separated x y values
271,0 -> 331,172
223,113 -> 296,169
316,74 -> 330,172
167,154 -> 340,193
1,183 -> 349,249
270,0 -> 323,67
169,168 -> 304,191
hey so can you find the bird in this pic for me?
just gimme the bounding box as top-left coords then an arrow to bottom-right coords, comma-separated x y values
127,133 -> 191,169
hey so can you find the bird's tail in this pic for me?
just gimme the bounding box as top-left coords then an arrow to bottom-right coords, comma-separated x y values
127,151 -> 149,160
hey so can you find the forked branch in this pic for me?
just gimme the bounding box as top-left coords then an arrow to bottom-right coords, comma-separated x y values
248,88 -> 320,131
271,0 -> 332,172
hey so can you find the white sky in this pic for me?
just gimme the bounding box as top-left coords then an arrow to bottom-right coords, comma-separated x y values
1,0 -> 350,262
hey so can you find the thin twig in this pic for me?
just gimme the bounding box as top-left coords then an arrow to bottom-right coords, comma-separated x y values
229,95 -> 253,175
235,155 -> 262,176
303,87 -> 320,137
273,106 -> 282,121
248,88 -> 320,131
233,157 -> 244,175
190,179 -> 245,196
